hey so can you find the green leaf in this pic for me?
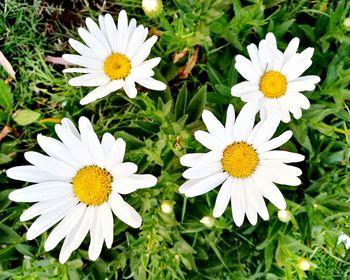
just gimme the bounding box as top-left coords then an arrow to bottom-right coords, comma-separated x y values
0,223 -> 22,244
0,80 -> 13,112
13,109 -> 40,126
175,82 -> 188,120
186,84 -> 207,122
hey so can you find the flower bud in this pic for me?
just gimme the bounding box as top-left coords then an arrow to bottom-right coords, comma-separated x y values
344,18 -> 350,28
161,200 -> 173,214
278,209 -> 292,223
142,0 -> 163,18
297,258 -> 311,271
200,216 -> 215,228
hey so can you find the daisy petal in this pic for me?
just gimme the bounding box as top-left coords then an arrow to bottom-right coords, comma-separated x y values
136,77 -> 166,91
98,203 -> 114,248
259,151 -> 304,163
213,177 -> 232,217
68,73 -> 109,87
202,110 -> 225,139
257,131 -> 293,153
112,174 -> 157,194
62,54 -> 102,69
105,138 -> 126,171
194,131 -> 225,151
80,80 -> 124,105
182,162 -> 222,180
88,211 -> 104,261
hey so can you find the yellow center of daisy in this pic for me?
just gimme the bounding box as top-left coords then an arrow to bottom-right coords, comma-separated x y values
73,165 -> 113,205
103,53 -> 131,80
259,71 -> 287,98
221,142 -> 259,178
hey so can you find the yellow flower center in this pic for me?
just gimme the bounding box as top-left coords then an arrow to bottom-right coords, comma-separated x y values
260,71 -> 287,98
103,53 -> 131,80
73,165 -> 113,206
221,142 -> 259,178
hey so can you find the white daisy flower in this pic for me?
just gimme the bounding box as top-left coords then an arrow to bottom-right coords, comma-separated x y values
7,117 -> 157,263
179,103 -> 305,226
337,232 -> 350,249
62,10 -> 166,105
231,32 -> 320,123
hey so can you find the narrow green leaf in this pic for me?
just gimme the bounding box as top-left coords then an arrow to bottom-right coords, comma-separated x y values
186,84 -> 207,122
0,80 -> 13,112
175,82 -> 188,120
13,109 -> 40,126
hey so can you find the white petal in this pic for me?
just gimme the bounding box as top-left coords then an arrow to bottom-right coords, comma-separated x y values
243,184 -> 258,226
101,133 -> 116,158
290,92 -> 310,110
256,165 -> 301,186
183,172 -> 229,197
126,25 -> 148,58
230,178 -> 246,227
202,110 -> 225,139
116,10 -> 129,53
37,134 -> 81,170
68,73 -> 109,87
85,17 -> 111,53
213,177 -> 232,217
194,130 -> 225,151
9,182 -> 73,202
45,203 -> 86,251
68,38 -> 96,59
182,162 -> 222,180
63,67 -> 102,74
131,35 -> 158,66
88,210 -> 104,261
224,104 -> 235,144
235,55 -> 260,83
247,43 -> 264,74
68,206 -> 95,251
55,124 -> 93,166
179,151 -> 222,167
233,103 -> 257,142
61,118 -> 80,139
283,37 -> 299,62
20,195 -> 78,222
231,81 -> 259,97
24,151 -> 76,180
260,160 -> 302,177
109,193 -> 142,228
252,171 -> 286,209
26,199 -> 77,240
178,179 -> 201,194
98,203 -> 114,248
257,131 -> 293,153
78,117 -> 105,167
98,15 -> 108,38
110,162 -> 138,178
77,27 -> 109,61
112,174 -> 157,194
7,166 -> 62,183
62,54 -> 102,69
80,79 -> 125,105
251,112 -> 281,147
136,77 -> 166,91
104,13 -> 118,52
124,78 -> 137,98
105,138 -> 126,171
286,59 -> 312,81
259,151 -> 304,163
244,178 -> 269,221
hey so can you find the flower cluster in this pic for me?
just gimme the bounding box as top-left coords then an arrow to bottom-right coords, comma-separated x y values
7,10 -> 320,263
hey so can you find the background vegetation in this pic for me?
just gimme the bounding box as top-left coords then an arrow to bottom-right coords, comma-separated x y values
0,0 -> 349,279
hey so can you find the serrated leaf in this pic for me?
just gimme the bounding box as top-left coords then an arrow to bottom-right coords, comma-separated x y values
13,109 -> 40,126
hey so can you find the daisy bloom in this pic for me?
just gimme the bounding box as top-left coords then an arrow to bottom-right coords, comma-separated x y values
179,103 -> 304,226
231,32 -> 320,123
7,117 -> 157,263
62,10 -> 166,105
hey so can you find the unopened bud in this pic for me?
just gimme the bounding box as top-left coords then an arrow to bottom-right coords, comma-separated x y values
297,259 -> 311,271
200,216 -> 215,228
278,209 -> 292,223
344,18 -> 350,28
161,200 -> 173,214
142,0 -> 163,18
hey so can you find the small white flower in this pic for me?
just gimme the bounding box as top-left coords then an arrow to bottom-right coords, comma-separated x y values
297,259 -> 311,271
7,117 -> 157,263
337,232 -> 350,249
344,18 -> 350,28
278,209 -> 292,223
179,103 -> 304,226
63,10 -> 166,105
231,32 -> 320,123
160,200 -> 173,214
200,216 -> 215,228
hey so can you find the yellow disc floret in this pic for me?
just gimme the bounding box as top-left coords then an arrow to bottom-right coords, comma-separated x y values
73,165 -> 113,205
103,53 -> 131,80
260,71 -> 287,98
221,142 -> 259,178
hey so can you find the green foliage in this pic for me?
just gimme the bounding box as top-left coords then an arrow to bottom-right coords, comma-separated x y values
0,0 -> 349,279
